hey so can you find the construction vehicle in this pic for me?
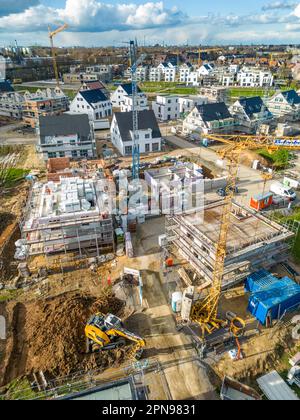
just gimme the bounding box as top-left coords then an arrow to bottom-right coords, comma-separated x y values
85,312 -> 145,360
48,23 -> 68,87
190,134 -> 300,336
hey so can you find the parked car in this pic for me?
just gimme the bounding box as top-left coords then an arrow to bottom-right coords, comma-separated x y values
217,186 -> 239,197
270,182 -> 297,201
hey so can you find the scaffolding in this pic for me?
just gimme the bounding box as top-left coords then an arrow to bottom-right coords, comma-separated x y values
20,178 -> 115,259
166,201 -> 295,289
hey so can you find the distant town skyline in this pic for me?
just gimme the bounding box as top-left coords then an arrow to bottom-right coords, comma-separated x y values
1,0 -> 300,47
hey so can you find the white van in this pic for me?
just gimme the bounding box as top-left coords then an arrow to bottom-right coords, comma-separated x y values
270,182 -> 297,201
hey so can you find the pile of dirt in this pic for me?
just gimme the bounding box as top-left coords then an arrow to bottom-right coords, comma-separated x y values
0,213 -> 14,236
1,291 -> 127,386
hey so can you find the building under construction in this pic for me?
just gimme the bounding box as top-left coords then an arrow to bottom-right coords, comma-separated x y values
21,177 -> 114,258
166,201 -> 294,289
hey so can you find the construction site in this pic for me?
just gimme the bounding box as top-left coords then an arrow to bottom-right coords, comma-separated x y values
0,35 -> 300,402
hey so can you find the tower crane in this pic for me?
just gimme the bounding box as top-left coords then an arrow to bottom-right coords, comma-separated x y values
129,41 -> 146,179
48,23 -> 68,87
190,134 -> 300,336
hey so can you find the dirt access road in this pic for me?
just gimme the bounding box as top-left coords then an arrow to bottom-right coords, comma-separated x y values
126,217 -> 217,400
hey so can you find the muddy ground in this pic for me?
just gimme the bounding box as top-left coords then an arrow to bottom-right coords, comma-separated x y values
0,290 -> 127,387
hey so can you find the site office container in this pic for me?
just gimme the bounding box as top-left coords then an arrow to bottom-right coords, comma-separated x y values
248,285 -> 300,326
245,270 -> 296,294
250,192 -> 273,212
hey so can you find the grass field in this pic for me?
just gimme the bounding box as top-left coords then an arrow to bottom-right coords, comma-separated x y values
257,149 -> 291,169
0,168 -> 29,188
228,87 -> 276,99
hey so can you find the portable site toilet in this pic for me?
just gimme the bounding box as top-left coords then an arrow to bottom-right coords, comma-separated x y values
250,192 -> 273,212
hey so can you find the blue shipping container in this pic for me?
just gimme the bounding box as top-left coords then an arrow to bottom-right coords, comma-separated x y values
248,284 -> 300,326
245,270 -> 295,294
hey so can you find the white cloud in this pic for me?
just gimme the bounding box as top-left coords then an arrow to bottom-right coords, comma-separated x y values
262,1 -> 297,11
0,0 -> 186,33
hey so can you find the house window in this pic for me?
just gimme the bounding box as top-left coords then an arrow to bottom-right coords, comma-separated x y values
125,146 -> 133,155
59,152 -> 65,158
48,152 -> 57,159
80,150 -> 88,157
152,143 -> 159,152
145,144 -> 150,152
71,151 -> 78,158
145,134 -> 150,139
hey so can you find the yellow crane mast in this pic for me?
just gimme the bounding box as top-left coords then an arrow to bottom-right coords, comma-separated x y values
48,23 -> 68,87
191,134 -> 300,336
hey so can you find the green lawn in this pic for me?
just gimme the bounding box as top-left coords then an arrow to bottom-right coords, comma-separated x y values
0,168 -> 29,188
140,81 -> 198,95
228,87 -> 276,99
257,149 -> 291,170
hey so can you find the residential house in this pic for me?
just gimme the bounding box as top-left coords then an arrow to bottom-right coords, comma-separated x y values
199,87 -> 228,103
38,114 -> 96,161
230,96 -> 273,133
120,93 -> 149,113
187,72 -> 200,87
197,63 -> 215,77
158,63 -> 177,82
183,102 -> 234,135
0,91 -> 23,119
22,87 -> 69,128
110,110 -> 162,156
149,67 -> 163,82
152,95 -> 179,121
178,96 -> 208,116
70,88 -> 112,130
111,83 -> 143,108
179,63 -> 193,83
85,65 -> 113,82
237,67 -> 274,87
136,66 -> 149,82
80,80 -> 109,96
221,72 -> 236,87
267,90 -> 300,121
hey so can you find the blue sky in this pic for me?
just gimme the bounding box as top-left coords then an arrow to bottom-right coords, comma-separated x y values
0,0 -> 300,46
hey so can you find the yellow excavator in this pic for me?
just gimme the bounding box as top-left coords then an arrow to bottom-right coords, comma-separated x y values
85,313 -> 146,360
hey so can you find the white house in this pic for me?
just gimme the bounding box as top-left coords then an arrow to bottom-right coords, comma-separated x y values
237,67 -> 274,87
111,83 -> 144,108
178,96 -> 208,116
221,72 -> 236,87
179,64 -> 193,83
149,67 -> 163,82
267,90 -> 300,121
152,95 -> 179,121
197,63 -> 215,77
230,96 -> 273,133
110,110 -> 162,156
136,66 -> 149,82
187,72 -> 200,86
157,62 -> 177,82
38,114 -> 96,161
70,88 -> 112,130
120,93 -> 149,113
183,102 -> 234,135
